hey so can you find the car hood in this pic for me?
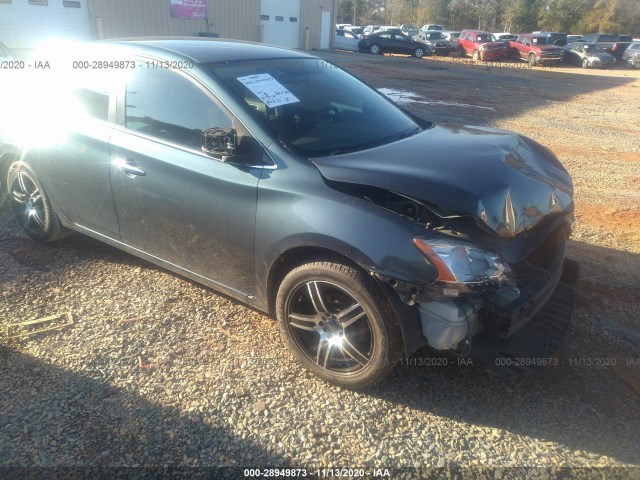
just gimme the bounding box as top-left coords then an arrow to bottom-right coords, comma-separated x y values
586,52 -> 615,60
312,124 -> 573,238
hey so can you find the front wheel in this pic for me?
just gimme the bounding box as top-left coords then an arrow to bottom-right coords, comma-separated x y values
413,47 -> 425,58
582,57 -> 590,68
528,53 -> 537,67
369,43 -> 381,55
276,260 -> 402,389
472,50 -> 480,61
7,161 -> 71,242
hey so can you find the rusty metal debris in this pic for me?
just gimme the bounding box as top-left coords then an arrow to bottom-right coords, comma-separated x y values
6,312 -> 73,339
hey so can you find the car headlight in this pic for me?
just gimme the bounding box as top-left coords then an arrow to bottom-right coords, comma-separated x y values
414,237 -> 515,295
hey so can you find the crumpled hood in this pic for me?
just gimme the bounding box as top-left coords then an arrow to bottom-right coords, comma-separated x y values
312,124 -> 573,238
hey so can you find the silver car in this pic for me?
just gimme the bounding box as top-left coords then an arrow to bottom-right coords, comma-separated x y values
563,42 -> 615,68
622,41 -> 640,68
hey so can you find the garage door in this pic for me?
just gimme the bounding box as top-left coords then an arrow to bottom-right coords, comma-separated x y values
0,0 -> 92,50
261,0 -> 300,49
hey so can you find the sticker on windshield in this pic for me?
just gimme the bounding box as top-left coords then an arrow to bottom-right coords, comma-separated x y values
236,73 -> 300,108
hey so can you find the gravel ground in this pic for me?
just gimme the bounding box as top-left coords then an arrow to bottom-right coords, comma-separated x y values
1,51 -> 640,473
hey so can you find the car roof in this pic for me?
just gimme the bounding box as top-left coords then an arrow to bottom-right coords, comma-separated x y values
101,37 -> 312,64
462,29 -> 491,35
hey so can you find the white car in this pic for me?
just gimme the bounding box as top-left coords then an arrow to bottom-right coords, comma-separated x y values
334,29 -> 360,51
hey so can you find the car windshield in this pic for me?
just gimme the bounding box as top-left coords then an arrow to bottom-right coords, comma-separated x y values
532,36 -> 549,45
206,58 -> 421,157
583,44 -> 604,52
425,32 -> 444,39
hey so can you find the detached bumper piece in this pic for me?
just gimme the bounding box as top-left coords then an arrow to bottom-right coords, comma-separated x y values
471,258 -> 578,377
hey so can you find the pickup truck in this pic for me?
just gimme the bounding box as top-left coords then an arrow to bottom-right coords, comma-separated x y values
510,34 -> 564,66
581,34 -> 633,60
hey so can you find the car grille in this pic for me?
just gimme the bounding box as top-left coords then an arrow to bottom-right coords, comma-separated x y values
541,51 -> 563,58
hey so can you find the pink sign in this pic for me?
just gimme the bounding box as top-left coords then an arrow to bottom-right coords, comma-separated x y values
170,0 -> 207,19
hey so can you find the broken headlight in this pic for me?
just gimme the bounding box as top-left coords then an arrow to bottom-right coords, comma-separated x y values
414,237 -> 516,296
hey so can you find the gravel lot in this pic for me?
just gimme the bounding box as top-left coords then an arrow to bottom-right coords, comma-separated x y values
1,51 -> 640,473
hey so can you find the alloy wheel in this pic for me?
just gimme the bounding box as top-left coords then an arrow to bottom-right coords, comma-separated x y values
10,169 -> 47,233
284,280 -> 374,375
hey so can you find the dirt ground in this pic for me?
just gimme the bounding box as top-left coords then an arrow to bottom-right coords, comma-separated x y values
1,50 -> 639,471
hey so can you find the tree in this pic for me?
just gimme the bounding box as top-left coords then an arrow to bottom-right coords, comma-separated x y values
501,0 -> 534,33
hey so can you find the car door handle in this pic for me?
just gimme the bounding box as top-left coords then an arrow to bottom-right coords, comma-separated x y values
113,158 -> 146,176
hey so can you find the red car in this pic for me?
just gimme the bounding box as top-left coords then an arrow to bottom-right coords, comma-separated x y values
510,34 -> 565,66
458,29 -> 508,61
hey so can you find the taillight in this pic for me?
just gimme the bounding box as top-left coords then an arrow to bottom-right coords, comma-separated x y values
612,44 -> 618,51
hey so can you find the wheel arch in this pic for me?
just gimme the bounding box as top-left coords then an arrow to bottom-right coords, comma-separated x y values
264,241 -> 426,359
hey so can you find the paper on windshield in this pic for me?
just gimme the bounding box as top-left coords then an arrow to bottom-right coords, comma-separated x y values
236,73 -> 300,108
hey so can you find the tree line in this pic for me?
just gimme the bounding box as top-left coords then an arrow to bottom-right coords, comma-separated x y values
337,0 -> 640,36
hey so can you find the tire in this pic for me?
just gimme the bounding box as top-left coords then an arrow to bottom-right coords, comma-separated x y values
528,53 -> 537,67
369,43 -> 381,55
276,260 -> 402,389
7,161 -> 71,242
472,50 -> 480,61
413,47 -> 425,58
582,57 -> 590,68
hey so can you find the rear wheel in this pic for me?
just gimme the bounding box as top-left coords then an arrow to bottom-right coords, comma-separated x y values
369,43 -> 381,55
7,161 -> 71,242
276,260 -> 402,389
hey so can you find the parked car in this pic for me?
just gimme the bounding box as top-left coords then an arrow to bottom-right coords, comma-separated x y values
581,34 -> 634,59
563,42 -> 615,68
400,24 -> 419,37
420,24 -> 444,32
416,30 -> 450,55
335,29 -> 360,51
532,31 -> 568,46
566,35 -> 584,43
493,33 -> 517,42
336,24 -> 352,31
345,26 -> 364,37
510,34 -> 565,66
363,25 -> 382,35
378,26 -> 403,34
442,31 -> 461,51
622,41 -> 640,67
358,31 -> 430,57
458,29 -> 508,61
1,38 -> 577,389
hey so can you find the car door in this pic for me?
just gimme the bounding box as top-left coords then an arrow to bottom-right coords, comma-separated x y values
40,70 -> 119,238
109,63 -> 265,296
392,33 -> 413,54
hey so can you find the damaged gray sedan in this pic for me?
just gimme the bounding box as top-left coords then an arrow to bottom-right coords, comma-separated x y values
1,39 -> 577,388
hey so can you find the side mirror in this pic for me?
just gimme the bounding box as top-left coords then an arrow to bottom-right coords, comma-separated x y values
202,127 -> 237,161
